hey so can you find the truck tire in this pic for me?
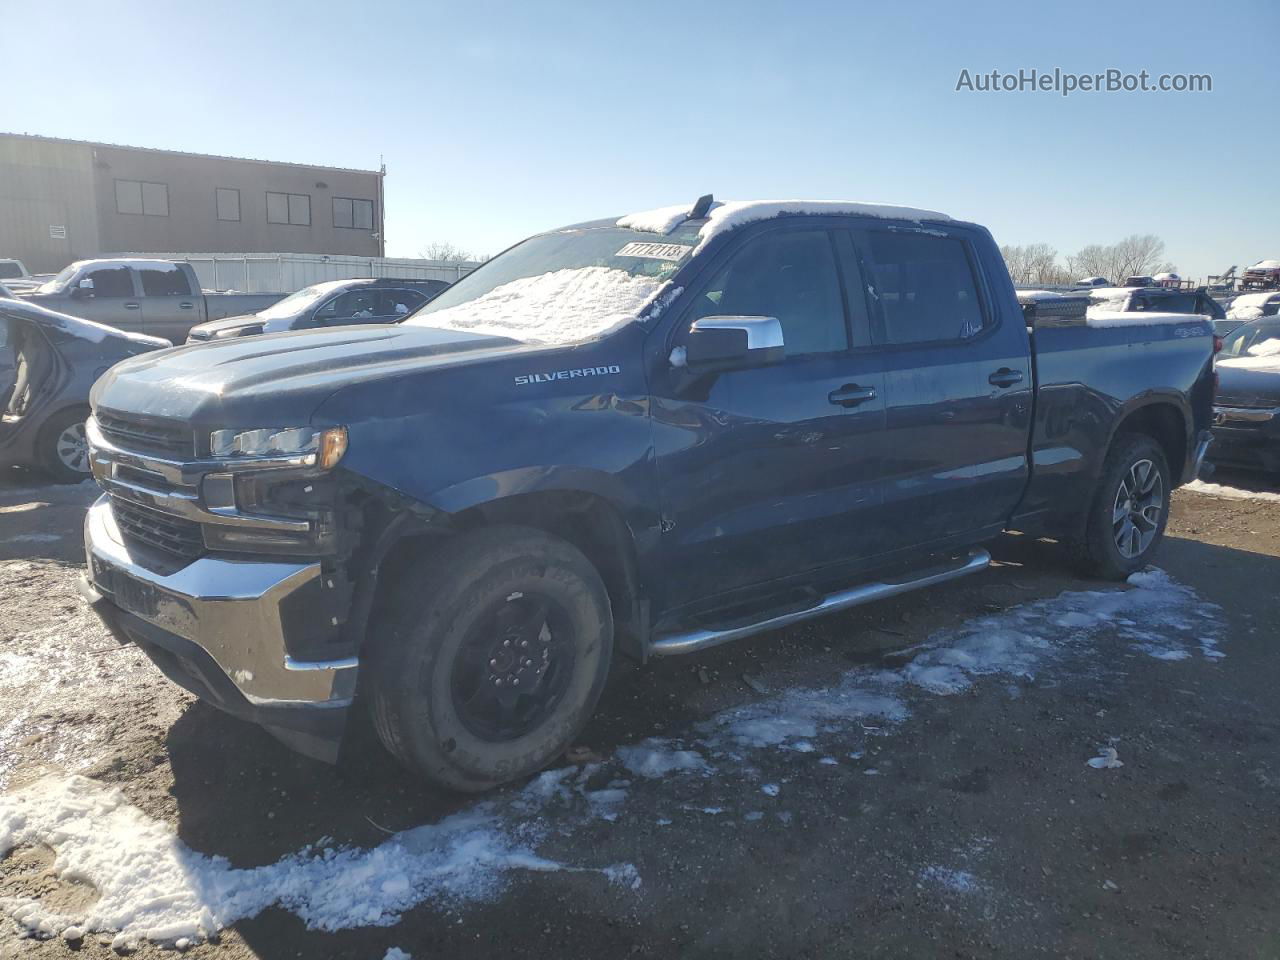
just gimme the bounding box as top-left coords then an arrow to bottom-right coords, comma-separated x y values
37,407 -> 93,484
1074,433 -> 1171,580
367,525 -> 614,792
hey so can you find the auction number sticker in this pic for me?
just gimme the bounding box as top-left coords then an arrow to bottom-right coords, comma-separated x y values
615,241 -> 692,261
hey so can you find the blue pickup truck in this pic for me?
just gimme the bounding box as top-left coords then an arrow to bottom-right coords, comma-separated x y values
78,198 -> 1216,791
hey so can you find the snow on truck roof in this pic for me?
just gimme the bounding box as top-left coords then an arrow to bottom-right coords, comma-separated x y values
617,199 -> 954,247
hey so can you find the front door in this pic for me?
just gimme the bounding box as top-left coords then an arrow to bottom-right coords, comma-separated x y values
72,265 -> 143,333
853,225 -> 1032,548
652,223 -> 887,614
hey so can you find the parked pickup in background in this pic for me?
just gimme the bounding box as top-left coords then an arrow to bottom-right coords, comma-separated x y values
19,259 -> 284,344
185,277 -> 449,343
78,197 -> 1217,793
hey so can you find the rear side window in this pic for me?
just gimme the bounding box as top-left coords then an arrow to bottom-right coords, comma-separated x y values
0,263 -> 21,280
690,229 -> 848,356
381,289 -> 427,316
139,266 -> 192,297
863,232 -> 986,345
85,267 -> 134,298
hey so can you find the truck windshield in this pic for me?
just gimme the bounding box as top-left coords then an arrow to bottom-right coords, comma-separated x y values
37,265 -> 79,294
257,282 -> 345,321
405,224 -> 699,344
1221,320 -> 1280,359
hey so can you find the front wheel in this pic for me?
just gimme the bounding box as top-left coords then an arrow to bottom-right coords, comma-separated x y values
1075,434 -> 1171,580
367,525 -> 614,792
38,408 -> 92,483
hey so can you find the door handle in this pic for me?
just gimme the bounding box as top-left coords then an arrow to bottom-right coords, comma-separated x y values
178,301 -> 194,309
828,384 -> 878,407
124,302 -> 140,310
988,368 -> 1023,388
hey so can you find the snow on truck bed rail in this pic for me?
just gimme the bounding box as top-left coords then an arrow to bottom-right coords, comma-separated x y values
1083,309 -> 1211,329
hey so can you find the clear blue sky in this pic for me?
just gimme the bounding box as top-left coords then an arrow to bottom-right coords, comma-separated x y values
3,0 -> 1275,279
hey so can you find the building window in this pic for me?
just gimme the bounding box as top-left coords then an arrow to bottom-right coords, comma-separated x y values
267,191 -> 310,226
216,187 -> 241,222
115,179 -> 168,217
333,197 -> 374,230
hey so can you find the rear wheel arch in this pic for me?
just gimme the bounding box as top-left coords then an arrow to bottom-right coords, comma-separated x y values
1107,400 -> 1188,484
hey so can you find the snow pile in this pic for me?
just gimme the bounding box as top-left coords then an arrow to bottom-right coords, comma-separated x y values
1085,309 -> 1209,329
384,949 -> 412,960
615,739 -> 712,779
1248,338 -> 1280,357
0,775 -> 634,948
1217,352 -> 1280,372
408,266 -> 663,344
1087,746 -> 1124,769
1182,480 -> 1280,503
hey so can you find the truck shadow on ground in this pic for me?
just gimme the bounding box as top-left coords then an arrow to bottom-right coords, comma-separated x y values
158,529 -> 1280,959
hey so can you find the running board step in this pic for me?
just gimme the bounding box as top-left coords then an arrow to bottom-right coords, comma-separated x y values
648,548 -> 991,657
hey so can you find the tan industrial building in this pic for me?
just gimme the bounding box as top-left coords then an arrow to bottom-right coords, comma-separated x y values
0,133 -> 385,273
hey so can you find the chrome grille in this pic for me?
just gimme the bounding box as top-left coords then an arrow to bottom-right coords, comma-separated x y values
110,496 -> 205,562
96,411 -> 193,458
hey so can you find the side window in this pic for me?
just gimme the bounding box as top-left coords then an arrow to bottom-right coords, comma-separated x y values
139,267 -> 192,297
85,267 -> 135,298
862,231 -> 986,345
380,290 -> 427,317
689,229 -> 847,356
316,290 -> 379,323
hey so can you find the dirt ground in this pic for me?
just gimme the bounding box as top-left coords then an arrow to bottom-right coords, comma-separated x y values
0,468 -> 1278,959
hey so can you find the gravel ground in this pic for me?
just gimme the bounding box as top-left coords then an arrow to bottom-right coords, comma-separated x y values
0,468 -> 1278,959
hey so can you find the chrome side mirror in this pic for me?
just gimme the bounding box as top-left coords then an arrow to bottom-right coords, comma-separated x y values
683,315 -> 785,371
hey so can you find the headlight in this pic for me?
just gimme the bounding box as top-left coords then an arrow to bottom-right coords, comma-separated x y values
211,324 -> 263,339
209,425 -> 347,469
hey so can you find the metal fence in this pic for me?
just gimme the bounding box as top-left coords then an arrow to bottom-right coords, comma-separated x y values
120,252 -> 481,293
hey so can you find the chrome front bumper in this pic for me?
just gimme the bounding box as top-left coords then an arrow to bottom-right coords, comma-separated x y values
82,495 -> 357,707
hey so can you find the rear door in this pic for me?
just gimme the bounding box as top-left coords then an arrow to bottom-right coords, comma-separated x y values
653,221 -> 888,612
72,265 -> 142,332
852,225 -> 1032,548
138,264 -> 199,342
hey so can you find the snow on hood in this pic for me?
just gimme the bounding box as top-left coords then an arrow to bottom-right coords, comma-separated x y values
1226,292 -> 1279,321
1016,289 -> 1065,301
1250,259 -> 1280,270
406,266 -> 665,344
617,199 -> 953,250
1084,310 -> 1209,329
1219,338 -> 1280,372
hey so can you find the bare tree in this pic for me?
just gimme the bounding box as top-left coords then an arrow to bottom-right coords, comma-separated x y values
418,241 -> 484,263
1000,243 -> 1072,286
1110,234 -> 1175,280
1067,235 -> 1176,283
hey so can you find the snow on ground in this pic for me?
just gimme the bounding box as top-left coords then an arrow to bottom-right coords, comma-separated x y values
0,567 -> 1224,948
406,266 -> 664,345
1183,480 -> 1280,503
0,776 -> 627,949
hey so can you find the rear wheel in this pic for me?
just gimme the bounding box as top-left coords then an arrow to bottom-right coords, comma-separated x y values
368,525 -> 613,792
1075,433 -> 1171,580
38,408 -> 92,484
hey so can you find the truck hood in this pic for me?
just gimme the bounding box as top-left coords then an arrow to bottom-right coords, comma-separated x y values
91,323 -> 530,427
1216,359 -> 1280,406
186,313 -> 264,340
